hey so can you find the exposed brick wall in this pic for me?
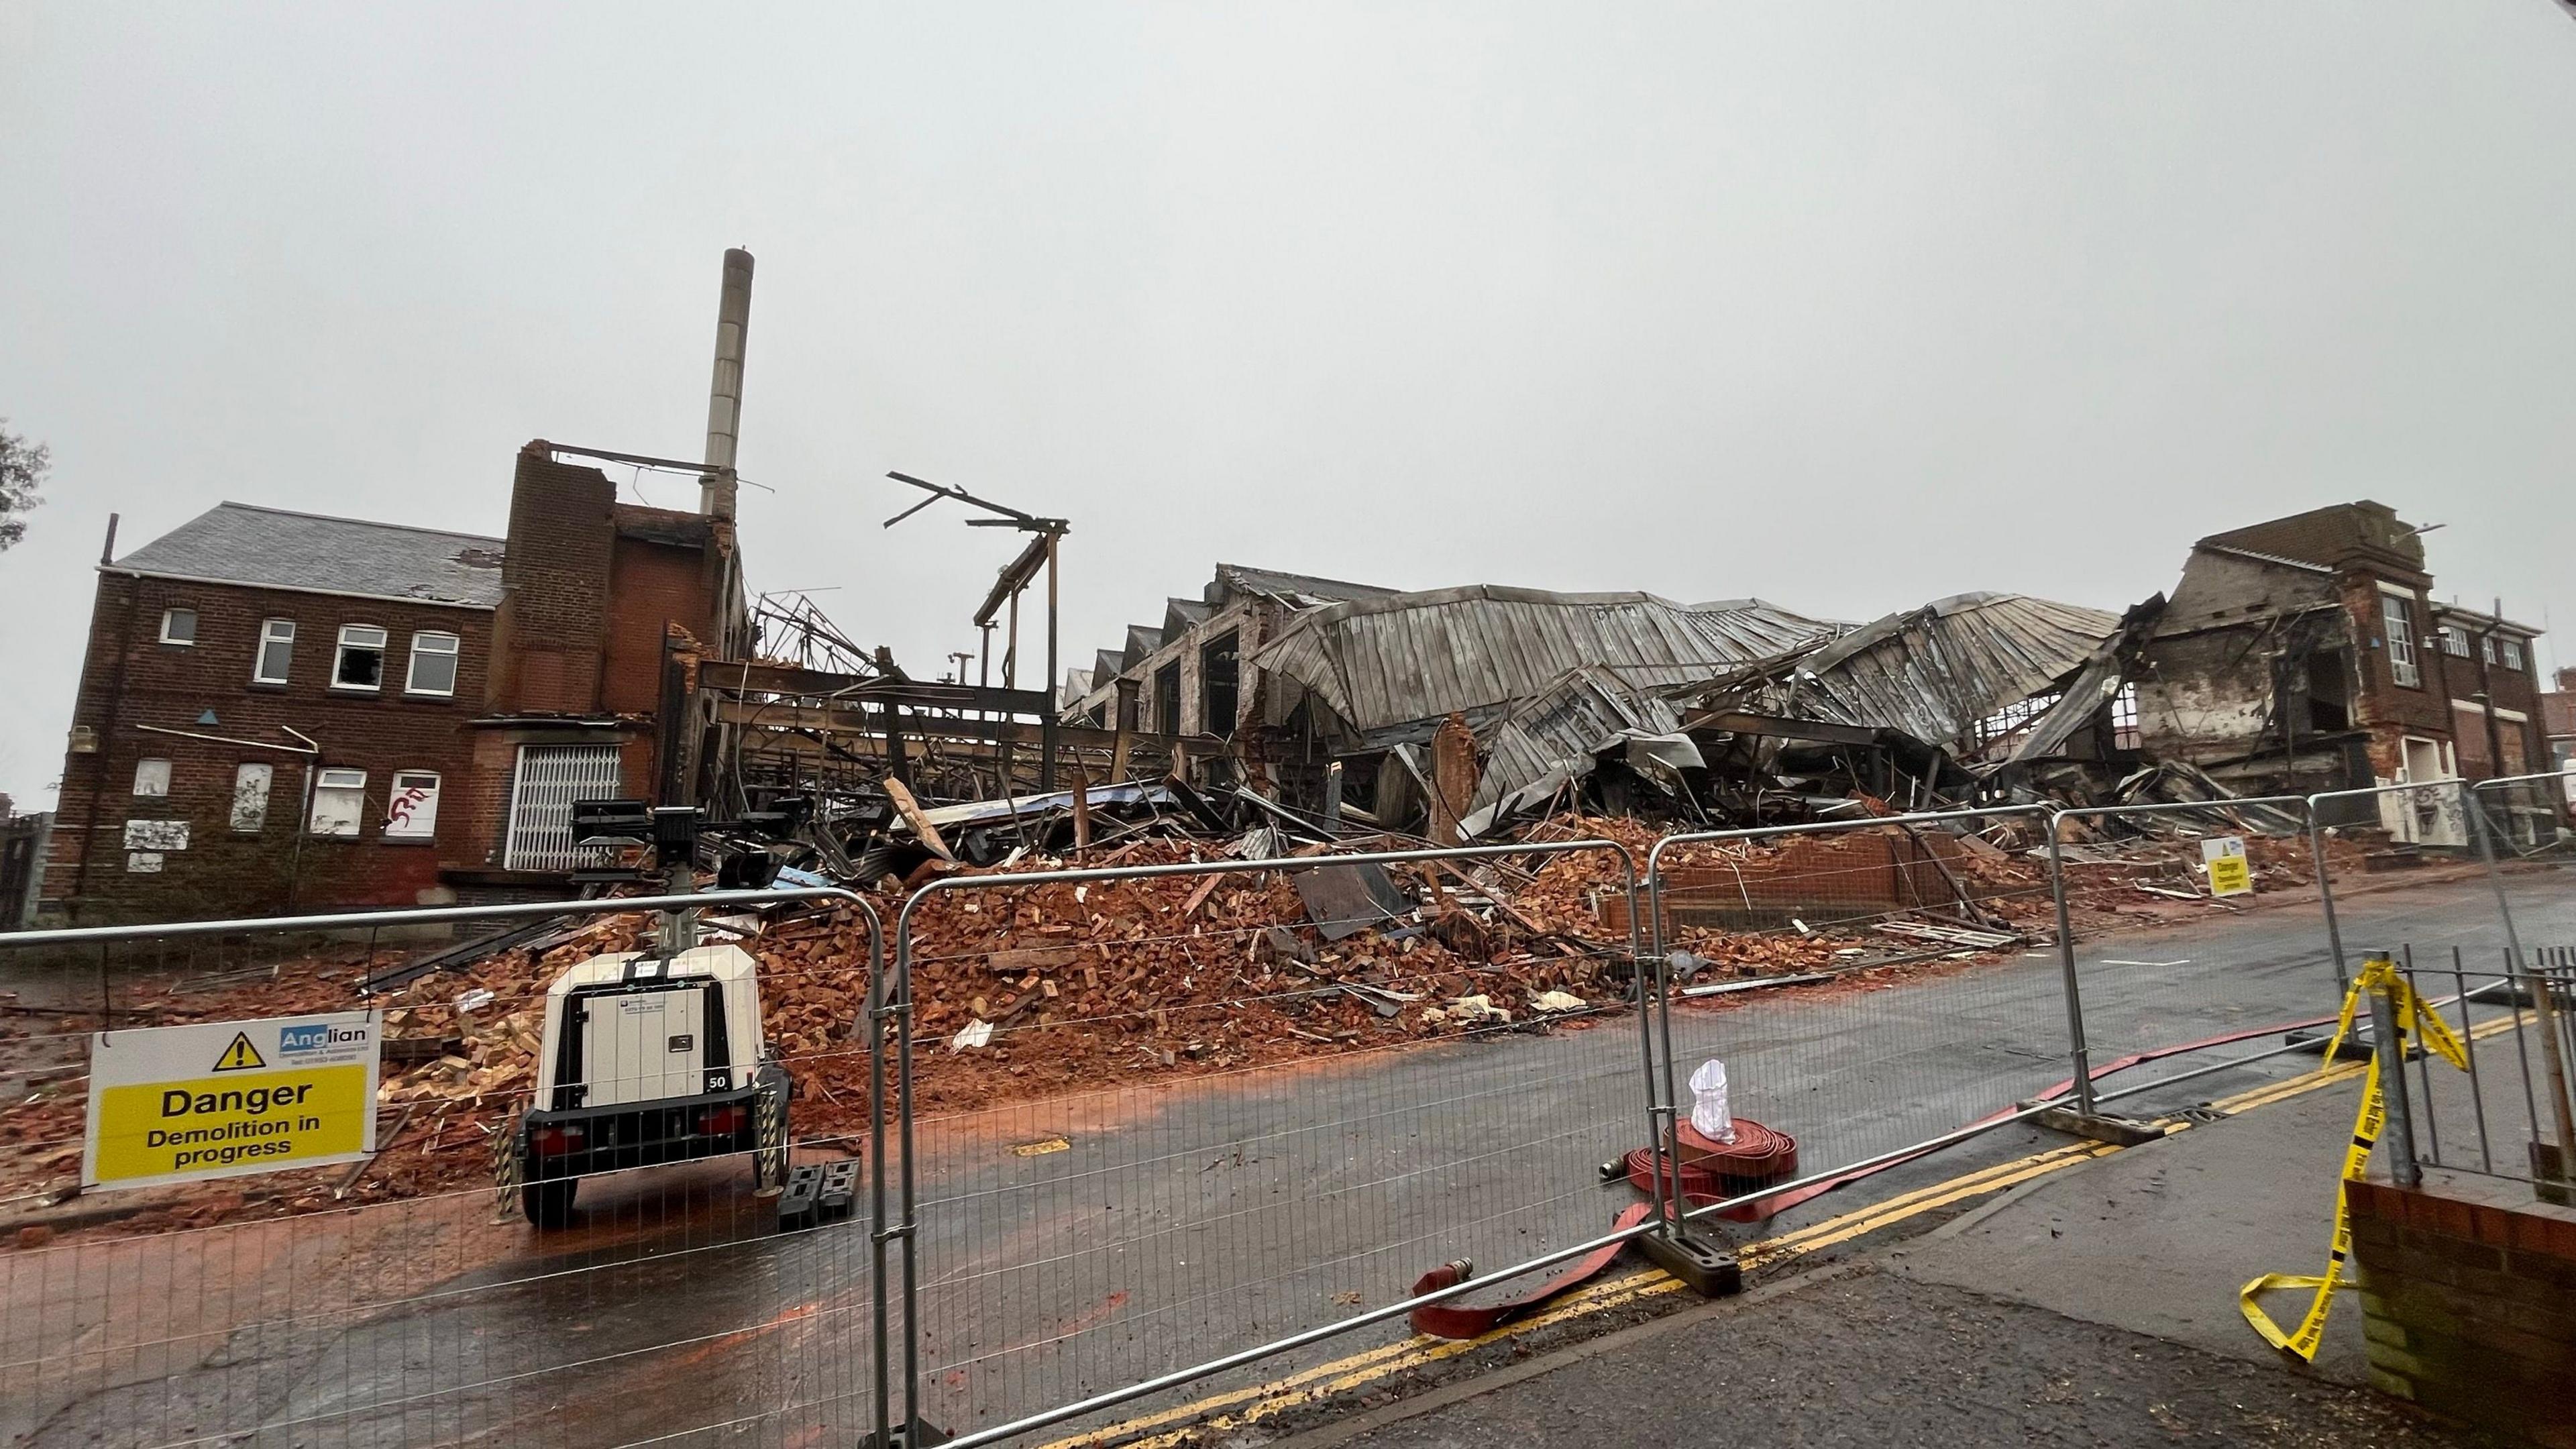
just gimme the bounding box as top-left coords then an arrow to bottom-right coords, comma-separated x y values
46,571 -> 492,921
2349,1174 -> 2576,1448
2337,573 -> 2452,781
601,535 -> 712,716
488,447 -> 616,714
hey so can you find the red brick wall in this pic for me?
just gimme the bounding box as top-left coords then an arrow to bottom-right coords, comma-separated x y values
488,447 -> 616,714
602,538 -> 710,715
2339,573 -> 2451,779
2349,1175 -> 2576,1447
46,571 -> 492,922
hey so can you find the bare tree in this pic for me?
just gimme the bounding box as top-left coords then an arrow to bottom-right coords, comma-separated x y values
0,420 -> 48,551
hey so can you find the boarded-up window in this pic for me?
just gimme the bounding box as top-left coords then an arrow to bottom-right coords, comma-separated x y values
231,763 -> 273,833
385,771 -> 440,839
132,759 -> 171,797
309,767 -> 366,837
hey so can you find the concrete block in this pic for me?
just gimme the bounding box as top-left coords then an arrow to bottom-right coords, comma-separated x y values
2361,1315 -> 2410,1350
2362,1340 -> 2424,1380
2366,1365 -> 2418,1401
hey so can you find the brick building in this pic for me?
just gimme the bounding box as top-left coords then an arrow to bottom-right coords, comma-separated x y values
2134,501 -> 2549,847
46,504 -> 502,921
41,443 -> 745,923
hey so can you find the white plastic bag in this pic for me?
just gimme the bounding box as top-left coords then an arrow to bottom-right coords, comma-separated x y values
1689,1059 -> 1735,1143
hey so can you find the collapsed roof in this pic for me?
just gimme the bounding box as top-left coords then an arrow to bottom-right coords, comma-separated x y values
1249,585 -> 1841,737
1743,592 -> 2125,755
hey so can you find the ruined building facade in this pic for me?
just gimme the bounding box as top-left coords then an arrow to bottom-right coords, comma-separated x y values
2134,501 -> 2546,845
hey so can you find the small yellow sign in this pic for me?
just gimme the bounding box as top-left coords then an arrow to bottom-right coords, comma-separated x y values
2202,836 -> 2255,898
83,1012 -> 380,1191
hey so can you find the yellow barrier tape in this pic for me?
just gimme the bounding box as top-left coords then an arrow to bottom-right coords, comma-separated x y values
2239,955 -> 2465,1361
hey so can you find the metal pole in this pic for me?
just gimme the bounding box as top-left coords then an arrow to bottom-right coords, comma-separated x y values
2044,822 -> 2099,1116
1039,531 -> 1061,792
2308,802 -> 2350,994
2367,969 -> 2420,1189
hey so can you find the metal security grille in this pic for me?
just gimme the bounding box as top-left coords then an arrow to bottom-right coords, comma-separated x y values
504,744 -> 625,869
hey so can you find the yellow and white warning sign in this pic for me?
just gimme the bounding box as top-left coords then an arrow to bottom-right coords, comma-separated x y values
2202,836 -> 2254,898
83,1011 -> 380,1191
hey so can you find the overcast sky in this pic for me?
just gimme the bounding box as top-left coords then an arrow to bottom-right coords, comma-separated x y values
3,3 -> 2571,809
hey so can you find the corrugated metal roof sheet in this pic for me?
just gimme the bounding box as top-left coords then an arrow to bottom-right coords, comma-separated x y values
1776,592 -> 2119,749
1250,584 -> 1837,735
1212,563 -> 1401,608
112,502 -> 504,607
1467,664 -> 1687,814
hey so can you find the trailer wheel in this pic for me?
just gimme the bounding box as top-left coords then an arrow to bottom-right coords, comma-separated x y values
522,1179 -> 578,1229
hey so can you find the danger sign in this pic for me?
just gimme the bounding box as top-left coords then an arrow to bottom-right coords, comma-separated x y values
2202,836 -> 2254,898
83,1011 -> 380,1191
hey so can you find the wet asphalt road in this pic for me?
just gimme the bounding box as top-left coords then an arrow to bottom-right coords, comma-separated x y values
11,868 -> 2570,1447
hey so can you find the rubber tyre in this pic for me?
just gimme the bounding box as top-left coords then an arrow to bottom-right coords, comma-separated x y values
521,1178 -> 578,1229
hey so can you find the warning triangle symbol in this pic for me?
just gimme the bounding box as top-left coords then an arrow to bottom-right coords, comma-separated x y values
212,1032 -> 266,1072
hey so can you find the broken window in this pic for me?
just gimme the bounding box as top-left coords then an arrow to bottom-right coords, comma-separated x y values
2382,596 -> 2420,688
2307,650 -> 2353,732
254,619 -> 294,684
405,631 -> 460,696
159,608 -> 197,646
1153,661 -> 1183,735
2110,684 -> 2139,751
309,767 -> 366,837
1974,691 -> 2060,750
384,770 -> 439,839
231,762 -> 272,833
132,758 -> 171,797
334,625 -> 387,690
1201,632 -> 1240,736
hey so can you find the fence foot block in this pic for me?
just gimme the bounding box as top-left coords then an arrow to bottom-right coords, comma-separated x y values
1636,1227 -> 1741,1298
863,1422 -> 950,1448
2035,1106 -> 2170,1147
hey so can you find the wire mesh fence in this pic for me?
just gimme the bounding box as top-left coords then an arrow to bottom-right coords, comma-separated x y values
2382,945 -> 2576,1202
0,890 -> 888,1448
1639,807 -> 2086,1222
880,841 -> 1650,1445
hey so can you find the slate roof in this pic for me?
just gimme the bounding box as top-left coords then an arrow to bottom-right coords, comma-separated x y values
1211,563 -> 1401,608
111,502 -> 506,608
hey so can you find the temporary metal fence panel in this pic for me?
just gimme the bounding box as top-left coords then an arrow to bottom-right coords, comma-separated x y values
2039,796 -> 2351,1112
2468,770 -> 2576,864
880,841 -> 1649,1447
0,888 -> 884,1449
1640,806 -> 2088,1225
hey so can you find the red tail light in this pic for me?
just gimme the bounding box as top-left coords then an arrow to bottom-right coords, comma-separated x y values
532,1124 -> 586,1157
697,1104 -> 749,1137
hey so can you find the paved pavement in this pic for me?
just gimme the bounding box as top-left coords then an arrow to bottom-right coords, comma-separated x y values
7,866 -> 2569,1445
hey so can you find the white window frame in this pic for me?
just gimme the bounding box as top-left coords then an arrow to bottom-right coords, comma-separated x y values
2438,625 -> 2471,659
2382,595 -> 2420,688
2502,638 -> 2524,672
253,619 -> 295,684
2481,635 -> 2498,665
131,758 -> 172,798
309,767 -> 366,837
384,770 -> 441,839
404,631 -> 461,697
333,625 -> 389,692
158,608 -> 197,646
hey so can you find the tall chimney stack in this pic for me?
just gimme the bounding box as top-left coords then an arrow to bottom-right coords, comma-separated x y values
700,247 -> 754,517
